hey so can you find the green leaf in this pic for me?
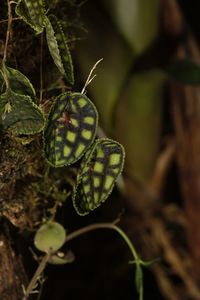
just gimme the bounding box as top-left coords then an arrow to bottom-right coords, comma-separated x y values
166,58 -> 200,84
0,66 -> 36,101
115,70 -> 165,183
34,222 -> 66,253
45,15 -> 74,86
0,90 -> 45,134
16,0 -> 46,34
73,138 -> 125,216
102,0 -> 160,54
44,92 -> 98,167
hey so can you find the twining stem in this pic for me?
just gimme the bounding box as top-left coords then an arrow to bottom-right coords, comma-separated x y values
39,33 -> 44,103
0,16 -> 21,24
1,0 -> 13,89
65,223 -> 144,300
65,222 -> 140,262
3,0 -> 12,63
65,223 -> 144,299
25,222 -> 143,300
23,252 -> 51,300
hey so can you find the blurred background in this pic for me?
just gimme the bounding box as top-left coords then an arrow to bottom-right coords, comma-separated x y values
2,0 -> 200,299
59,1 -> 200,299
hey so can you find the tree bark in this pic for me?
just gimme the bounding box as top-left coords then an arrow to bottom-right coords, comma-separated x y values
0,221 -> 27,300
171,82 -> 200,281
162,0 -> 200,282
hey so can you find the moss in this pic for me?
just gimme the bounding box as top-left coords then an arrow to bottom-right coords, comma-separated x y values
0,133 -> 70,230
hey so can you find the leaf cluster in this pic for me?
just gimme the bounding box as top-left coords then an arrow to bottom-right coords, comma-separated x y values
0,0 -> 125,219
0,2 -> 148,300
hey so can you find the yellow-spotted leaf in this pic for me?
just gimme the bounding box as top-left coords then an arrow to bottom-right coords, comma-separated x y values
44,92 -> 98,167
73,138 -> 125,216
16,0 -> 46,34
45,15 -> 74,86
0,66 -> 36,101
0,90 -> 45,134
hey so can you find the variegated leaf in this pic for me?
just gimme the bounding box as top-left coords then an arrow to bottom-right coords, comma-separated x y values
0,66 -> 36,101
73,138 -> 125,215
45,15 -> 74,86
0,90 -> 45,134
16,0 -> 46,34
44,92 -> 98,167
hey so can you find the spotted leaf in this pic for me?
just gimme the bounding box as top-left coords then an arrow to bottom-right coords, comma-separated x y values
16,0 -> 46,34
44,92 -> 98,167
0,66 -> 36,101
0,90 -> 45,134
45,15 -> 74,86
73,138 -> 125,215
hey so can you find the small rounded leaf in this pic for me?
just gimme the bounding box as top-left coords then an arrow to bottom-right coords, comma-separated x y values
34,222 -> 66,253
44,92 -> 98,167
0,90 -> 45,135
0,66 -> 36,101
73,138 -> 125,215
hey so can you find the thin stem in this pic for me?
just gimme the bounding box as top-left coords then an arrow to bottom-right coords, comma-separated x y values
0,16 -> 21,24
65,222 -> 143,299
26,222 -> 143,300
81,58 -> 103,94
1,0 -> 13,89
3,0 -> 12,63
65,222 -> 140,262
23,252 -> 51,300
39,33 -> 44,103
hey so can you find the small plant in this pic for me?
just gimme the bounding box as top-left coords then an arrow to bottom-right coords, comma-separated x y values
0,1 -> 153,299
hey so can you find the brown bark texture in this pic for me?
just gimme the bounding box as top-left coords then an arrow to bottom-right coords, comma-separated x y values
0,222 -> 27,300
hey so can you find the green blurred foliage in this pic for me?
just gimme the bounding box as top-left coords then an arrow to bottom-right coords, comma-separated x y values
115,71 -> 165,182
76,3 -> 134,130
75,0 -> 165,183
103,0 -> 160,54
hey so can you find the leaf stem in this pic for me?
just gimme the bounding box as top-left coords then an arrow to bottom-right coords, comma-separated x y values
23,252 -> 51,300
39,33 -> 44,103
0,16 -> 21,24
64,222 -> 143,299
1,0 -> 13,89
3,0 -> 12,63
65,222 -> 140,262
26,222 -> 144,300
